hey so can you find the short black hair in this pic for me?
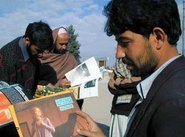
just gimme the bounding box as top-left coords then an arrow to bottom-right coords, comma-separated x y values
24,21 -> 53,50
104,0 -> 181,45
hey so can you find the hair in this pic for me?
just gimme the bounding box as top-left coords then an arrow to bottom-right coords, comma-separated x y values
24,21 -> 53,50
104,0 -> 182,45
32,106 -> 44,117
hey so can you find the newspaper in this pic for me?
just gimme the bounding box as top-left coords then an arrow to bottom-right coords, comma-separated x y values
65,57 -> 102,87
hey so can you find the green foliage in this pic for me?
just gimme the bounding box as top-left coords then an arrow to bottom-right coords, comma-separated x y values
66,25 -> 81,63
34,86 -> 64,98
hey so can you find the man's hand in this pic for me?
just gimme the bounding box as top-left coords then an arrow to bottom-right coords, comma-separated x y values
76,111 -> 106,137
59,78 -> 71,87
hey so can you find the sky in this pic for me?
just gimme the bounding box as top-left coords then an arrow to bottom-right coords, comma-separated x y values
0,0 -> 184,67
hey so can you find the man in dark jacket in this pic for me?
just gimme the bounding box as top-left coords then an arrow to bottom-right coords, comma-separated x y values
76,0 -> 185,137
108,59 -> 141,137
0,21 -> 53,137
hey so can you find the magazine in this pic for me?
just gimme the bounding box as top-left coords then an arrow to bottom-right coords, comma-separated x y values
0,82 -> 31,127
9,91 -> 88,137
79,79 -> 99,99
65,57 -> 102,87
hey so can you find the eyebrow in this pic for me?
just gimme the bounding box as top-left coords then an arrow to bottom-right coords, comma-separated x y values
115,35 -> 131,42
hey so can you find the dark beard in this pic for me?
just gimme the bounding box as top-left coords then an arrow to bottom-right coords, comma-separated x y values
27,46 -> 38,60
129,62 -> 155,79
137,44 -> 158,79
123,53 -> 156,79
121,57 -> 141,77
139,64 -> 155,79
53,47 -> 67,54
130,68 -> 141,77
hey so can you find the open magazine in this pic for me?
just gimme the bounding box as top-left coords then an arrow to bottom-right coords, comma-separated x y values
65,57 -> 102,99
79,78 -> 99,99
9,91 -> 88,137
65,57 -> 102,87
78,66 -> 113,99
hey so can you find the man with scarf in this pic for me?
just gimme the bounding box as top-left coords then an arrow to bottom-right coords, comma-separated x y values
108,59 -> 141,137
38,27 -> 84,109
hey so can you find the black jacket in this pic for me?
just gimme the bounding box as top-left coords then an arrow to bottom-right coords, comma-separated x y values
127,56 -> 185,137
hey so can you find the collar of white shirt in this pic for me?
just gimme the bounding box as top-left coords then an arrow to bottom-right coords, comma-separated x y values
137,55 -> 181,100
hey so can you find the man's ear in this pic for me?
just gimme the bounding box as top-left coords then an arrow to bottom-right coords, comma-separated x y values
151,27 -> 166,49
24,37 -> 30,46
25,37 -> 30,42
152,27 -> 165,42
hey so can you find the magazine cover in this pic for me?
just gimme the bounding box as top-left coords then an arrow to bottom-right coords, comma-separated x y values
9,92 -> 88,137
0,92 -> 12,126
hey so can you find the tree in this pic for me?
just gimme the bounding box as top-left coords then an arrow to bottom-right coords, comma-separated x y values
66,25 -> 81,63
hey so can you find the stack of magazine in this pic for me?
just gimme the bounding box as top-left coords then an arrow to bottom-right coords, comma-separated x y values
0,81 -> 31,127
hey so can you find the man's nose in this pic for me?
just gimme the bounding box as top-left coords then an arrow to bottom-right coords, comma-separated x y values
37,53 -> 43,58
61,45 -> 67,49
116,45 -> 126,59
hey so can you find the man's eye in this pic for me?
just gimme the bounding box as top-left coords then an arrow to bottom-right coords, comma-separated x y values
118,41 -> 130,47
